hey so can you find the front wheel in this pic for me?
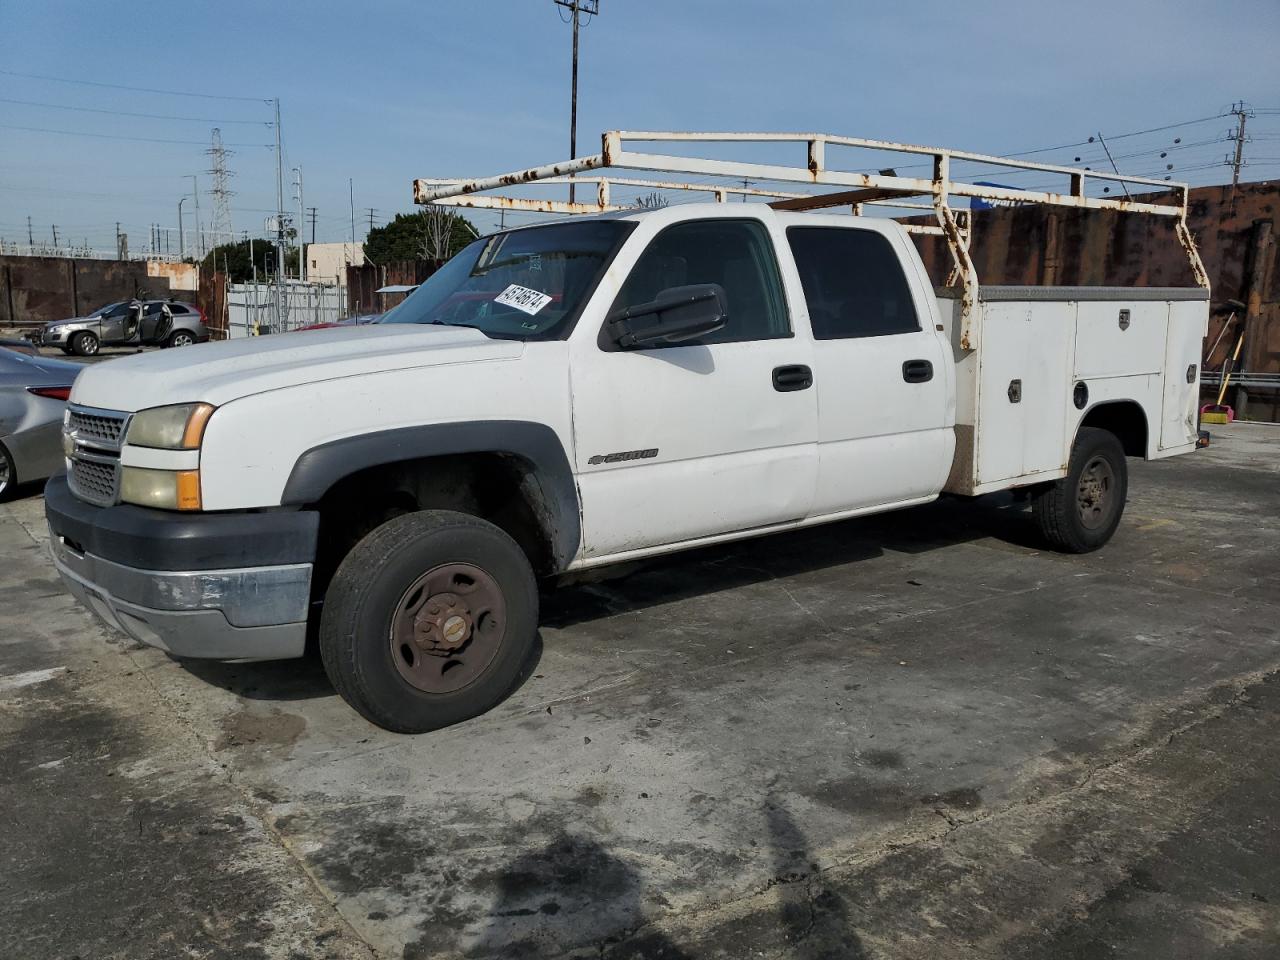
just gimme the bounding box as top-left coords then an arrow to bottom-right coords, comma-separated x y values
319,510 -> 538,733
71,331 -> 100,357
1032,427 -> 1128,553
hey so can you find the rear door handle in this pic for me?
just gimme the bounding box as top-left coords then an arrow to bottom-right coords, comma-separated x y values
772,364 -> 813,392
902,359 -> 933,384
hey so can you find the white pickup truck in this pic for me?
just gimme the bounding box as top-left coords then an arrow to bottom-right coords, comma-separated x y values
46,131 -> 1210,732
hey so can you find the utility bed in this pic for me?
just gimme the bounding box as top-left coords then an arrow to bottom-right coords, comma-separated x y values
939,285 -> 1208,495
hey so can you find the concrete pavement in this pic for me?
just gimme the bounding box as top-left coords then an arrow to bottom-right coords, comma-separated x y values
1,423 -> 1277,959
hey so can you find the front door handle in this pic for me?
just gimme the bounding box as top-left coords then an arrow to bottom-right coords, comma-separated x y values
902,359 -> 934,384
773,364 -> 813,392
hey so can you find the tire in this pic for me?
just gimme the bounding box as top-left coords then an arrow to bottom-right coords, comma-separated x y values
319,510 -> 538,733
0,442 -> 15,502
71,331 -> 100,357
166,330 -> 195,348
1032,427 -> 1128,553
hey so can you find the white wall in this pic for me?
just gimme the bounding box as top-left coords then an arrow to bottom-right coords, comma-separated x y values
305,242 -> 365,284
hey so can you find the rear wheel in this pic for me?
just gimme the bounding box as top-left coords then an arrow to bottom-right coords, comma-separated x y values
319,510 -> 538,733
0,442 -> 15,501
1032,427 -> 1128,553
71,331 -> 99,357
166,330 -> 195,348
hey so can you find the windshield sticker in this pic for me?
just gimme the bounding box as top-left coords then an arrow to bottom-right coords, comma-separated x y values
495,283 -> 553,316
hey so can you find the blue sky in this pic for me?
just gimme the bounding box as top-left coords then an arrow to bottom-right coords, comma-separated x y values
2,0 -> 1278,253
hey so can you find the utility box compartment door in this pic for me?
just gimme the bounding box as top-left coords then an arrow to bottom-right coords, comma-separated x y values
975,301 -> 1074,485
1161,300 -> 1207,450
1074,302 -> 1166,379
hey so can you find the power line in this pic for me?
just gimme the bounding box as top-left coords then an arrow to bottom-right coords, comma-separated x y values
0,96 -> 271,124
0,69 -> 271,103
0,122 -> 271,147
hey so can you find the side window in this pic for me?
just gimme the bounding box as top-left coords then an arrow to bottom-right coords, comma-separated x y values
786,227 -> 920,339
167,303 -> 189,315
144,303 -> 163,316
610,219 -> 788,346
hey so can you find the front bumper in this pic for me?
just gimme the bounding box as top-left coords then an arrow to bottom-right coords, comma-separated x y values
45,475 -> 319,661
35,328 -> 70,346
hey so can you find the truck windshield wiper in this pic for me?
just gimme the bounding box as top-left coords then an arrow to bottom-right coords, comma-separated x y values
426,319 -> 492,336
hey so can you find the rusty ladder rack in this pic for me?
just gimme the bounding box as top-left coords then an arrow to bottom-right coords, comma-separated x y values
413,130 -> 1210,351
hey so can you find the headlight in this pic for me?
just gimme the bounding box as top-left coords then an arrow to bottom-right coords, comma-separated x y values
120,467 -> 202,511
126,402 -> 215,450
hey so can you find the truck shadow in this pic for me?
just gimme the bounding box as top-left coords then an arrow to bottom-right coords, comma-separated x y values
178,493 -> 1036,703
437,793 -> 865,958
541,492 -> 1040,630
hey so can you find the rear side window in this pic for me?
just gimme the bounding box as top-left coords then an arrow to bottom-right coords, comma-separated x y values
786,227 -> 919,339
611,219 -> 789,346
168,303 -> 190,315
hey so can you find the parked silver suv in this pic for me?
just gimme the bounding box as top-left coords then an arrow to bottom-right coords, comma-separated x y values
35,299 -> 209,356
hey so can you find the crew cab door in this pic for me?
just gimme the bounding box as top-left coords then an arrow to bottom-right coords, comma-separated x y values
570,216 -> 817,559
138,302 -> 165,342
784,222 -> 952,513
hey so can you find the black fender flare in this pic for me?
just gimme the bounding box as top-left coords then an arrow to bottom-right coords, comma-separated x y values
280,421 -> 580,569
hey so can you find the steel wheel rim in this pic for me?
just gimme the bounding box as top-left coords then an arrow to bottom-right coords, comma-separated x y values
82,335 -> 98,355
388,562 -> 506,694
1076,455 -> 1115,530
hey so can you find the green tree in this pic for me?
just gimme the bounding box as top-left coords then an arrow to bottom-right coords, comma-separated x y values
364,210 -> 478,264
200,239 -> 299,283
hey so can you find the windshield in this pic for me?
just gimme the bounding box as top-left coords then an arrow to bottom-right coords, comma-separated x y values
381,220 -> 632,339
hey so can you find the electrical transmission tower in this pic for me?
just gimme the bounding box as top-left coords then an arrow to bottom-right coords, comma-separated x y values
207,127 -> 236,246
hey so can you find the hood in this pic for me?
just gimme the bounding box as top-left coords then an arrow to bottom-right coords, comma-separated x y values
45,316 -> 94,327
69,323 -> 523,411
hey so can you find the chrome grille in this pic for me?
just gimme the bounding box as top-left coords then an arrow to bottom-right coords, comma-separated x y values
67,408 -> 126,447
69,457 -> 119,506
65,405 -> 129,506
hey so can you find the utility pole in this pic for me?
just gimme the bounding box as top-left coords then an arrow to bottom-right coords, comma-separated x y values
177,198 -> 186,260
51,224 -> 59,249
1228,100 -> 1253,210
349,178 -> 356,262
27,216 -> 33,246
307,207 -> 317,245
292,165 -> 305,280
553,0 -> 599,204
188,175 -> 201,258
273,97 -> 286,331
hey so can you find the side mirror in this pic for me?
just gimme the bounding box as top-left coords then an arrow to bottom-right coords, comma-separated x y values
606,284 -> 728,349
